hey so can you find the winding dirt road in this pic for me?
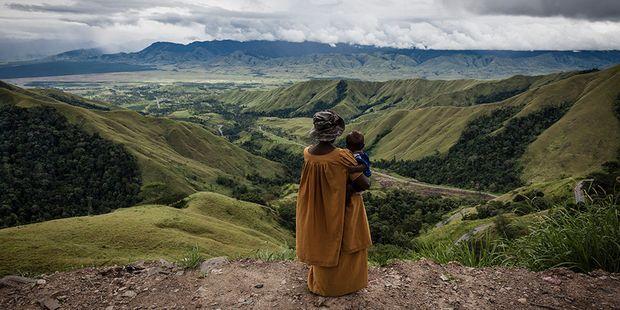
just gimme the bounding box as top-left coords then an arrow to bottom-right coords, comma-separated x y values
373,171 -> 498,200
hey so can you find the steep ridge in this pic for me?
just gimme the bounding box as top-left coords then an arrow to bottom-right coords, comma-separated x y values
218,72 -> 573,119
521,66 -> 620,182
351,66 -> 620,183
0,82 -> 284,203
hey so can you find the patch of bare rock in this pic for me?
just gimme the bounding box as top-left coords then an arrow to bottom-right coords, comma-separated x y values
1,258 -> 619,309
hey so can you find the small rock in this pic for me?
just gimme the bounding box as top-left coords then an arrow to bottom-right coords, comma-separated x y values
315,297 -> 327,307
38,297 -> 60,310
518,298 -> 527,304
440,274 -> 450,282
145,267 -> 163,276
105,306 -> 114,310
199,257 -> 228,273
159,259 -> 175,269
542,276 -> 561,285
0,275 -> 36,288
36,279 -> 47,285
125,261 -> 145,273
122,290 -> 137,298
175,270 -> 184,276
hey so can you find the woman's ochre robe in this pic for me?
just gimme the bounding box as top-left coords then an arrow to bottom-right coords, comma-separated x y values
296,147 -> 373,296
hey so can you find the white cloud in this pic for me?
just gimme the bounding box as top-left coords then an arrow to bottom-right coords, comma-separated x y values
0,0 -> 619,56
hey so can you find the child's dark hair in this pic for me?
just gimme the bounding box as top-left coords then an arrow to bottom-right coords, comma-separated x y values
346,131 -> 365,151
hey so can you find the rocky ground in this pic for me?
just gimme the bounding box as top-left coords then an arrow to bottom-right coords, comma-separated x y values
1,258 -> 619,309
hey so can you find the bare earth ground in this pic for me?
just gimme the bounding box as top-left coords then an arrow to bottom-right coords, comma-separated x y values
1,259 -> 619,310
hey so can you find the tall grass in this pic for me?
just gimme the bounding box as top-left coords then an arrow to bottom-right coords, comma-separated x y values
177,245 -> 204,269
409,198 -> 619,272
250,246 -> 296,261
412,237 -> 506,268
507,199 -> 619,272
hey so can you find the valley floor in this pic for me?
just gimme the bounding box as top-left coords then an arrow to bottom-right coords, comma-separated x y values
1,259 -> 618,309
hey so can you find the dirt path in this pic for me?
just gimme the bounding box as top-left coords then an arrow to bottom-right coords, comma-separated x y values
374,171 -> 498,200
573,179 -> 593,204
2,259 -> 618,309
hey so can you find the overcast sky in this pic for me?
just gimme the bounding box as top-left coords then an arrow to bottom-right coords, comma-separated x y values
1,0 -> 620,57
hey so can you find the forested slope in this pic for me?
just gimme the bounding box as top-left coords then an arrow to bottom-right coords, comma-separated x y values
0,82 -> 284,211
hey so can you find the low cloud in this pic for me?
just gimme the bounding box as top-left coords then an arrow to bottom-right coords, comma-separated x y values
1,0 -> 620,57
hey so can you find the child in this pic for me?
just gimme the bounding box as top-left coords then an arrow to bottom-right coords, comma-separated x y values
346,130 -> 371,178
345,131 -> 371,205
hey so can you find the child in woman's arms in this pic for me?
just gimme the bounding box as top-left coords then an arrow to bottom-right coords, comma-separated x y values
346,130 -> 371,178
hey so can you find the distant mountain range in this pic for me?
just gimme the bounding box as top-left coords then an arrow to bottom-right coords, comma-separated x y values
2,40 -> 620,80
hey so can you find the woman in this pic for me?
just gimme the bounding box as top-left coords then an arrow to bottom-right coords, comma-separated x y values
296,110 -> 373,297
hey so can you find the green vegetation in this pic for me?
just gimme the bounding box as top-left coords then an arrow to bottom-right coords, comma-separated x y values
377,104 -> 570,192
248,247 -> 296,262
32,88 -> 116,111
508,201 -> 619,272
370,197 -> 619,273
1,64 -> 619,277
0,82 -> 284,204
363,190 -> 482,247
178,245 -> 204,269
0,192 -> 293,276
0,105 -> 141,227
520,66 -> 620,182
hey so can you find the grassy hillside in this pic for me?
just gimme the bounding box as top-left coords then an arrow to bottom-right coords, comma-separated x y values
349,105 -> 499,160
0,192 -> 292,276
0,82 -> 284,203
246,66 -> 619,189
520,67 -> 620,182
353,66 -> 620,184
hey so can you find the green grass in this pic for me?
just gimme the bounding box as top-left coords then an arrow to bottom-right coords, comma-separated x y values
416,216 -> 494,244
520,66 -> 620,182
412,237 -> 506,267
349,105 -> 500,161
508,202 -> 620,272
496,178 -> 576,203
177,245 -> 204,269
246,247 -> 296,262
411,198 -> 619,272
256,117 -> 312,143
0,192 -> 293,276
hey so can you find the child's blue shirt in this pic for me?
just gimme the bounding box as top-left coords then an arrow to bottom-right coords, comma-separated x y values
354,151 -> 371,177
